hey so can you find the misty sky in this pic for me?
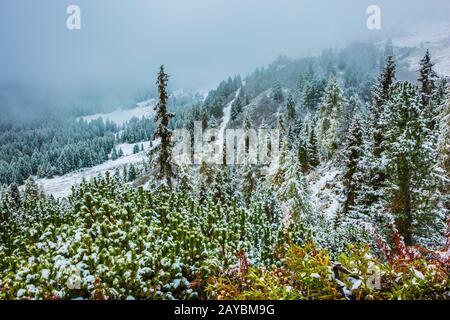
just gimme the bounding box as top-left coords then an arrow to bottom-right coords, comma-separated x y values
1,0 -> 449,96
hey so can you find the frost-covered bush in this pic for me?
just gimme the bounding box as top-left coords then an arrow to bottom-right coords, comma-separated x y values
1,172 -> 448,300
0,173 -> 290,300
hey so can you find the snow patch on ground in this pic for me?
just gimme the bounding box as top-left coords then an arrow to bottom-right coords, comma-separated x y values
37,142 -> 152,199
78,99 -> 156,126
114,141 -> 152,157
308,166 -> 342,219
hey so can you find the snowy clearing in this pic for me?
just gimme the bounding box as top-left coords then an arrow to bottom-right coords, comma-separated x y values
114,141 -> 152,157
78,99 -> 156,125
35,142 -> 152,199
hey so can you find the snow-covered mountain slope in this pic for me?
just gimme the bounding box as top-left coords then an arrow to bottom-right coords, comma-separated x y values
35,140 -> 152,199
78,99 -> 156,125
388,22 -> 450,77
218,88 -> 241,145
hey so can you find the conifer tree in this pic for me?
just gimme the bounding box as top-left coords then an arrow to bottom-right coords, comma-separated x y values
363,56 -> 397,212
308,126 -> 320,169
111,148 -> 118,161
436,89 -> 449,212
8,183 -> 21,210
278,152 -> 313,223
382,82 -> 444,245
271,114 -> 288,186
418,50 -> 438,107
230,97 -> 243,121
128,164 -> 137,182
152,65 -> 175,189
371,56 -> 396,155
23,177 -> 41,210
343,95 -> 362,135
273,81 -> 284,104
286,93 -> 297,122
342,113 -> 365,215
298,139 -> 309,174
317,76 -> 344,160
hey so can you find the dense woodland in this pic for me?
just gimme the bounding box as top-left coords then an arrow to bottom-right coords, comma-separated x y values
0,42 -> 449,300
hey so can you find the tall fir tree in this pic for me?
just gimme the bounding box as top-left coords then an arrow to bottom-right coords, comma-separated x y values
436,87 -> 449,212
152,65 -> 175,189
308,125 -> 320,169
364,56 -> 397,212
8,183 -> 21,210
278,151 -> 313,224
286,93 -> 297,122
273,81 -> 284,104
382,82 -> 444,246
317,76 -> 344,160
418,50 -> 438,108
23,177 -> 41,211
341,113 -> 366,216
371,56 -> 396,158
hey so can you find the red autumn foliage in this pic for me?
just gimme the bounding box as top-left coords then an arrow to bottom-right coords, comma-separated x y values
236,250 -> 249,275
376,219 -> 450,267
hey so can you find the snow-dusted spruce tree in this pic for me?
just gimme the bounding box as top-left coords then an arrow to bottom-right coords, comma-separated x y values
382,82 -> 445,246
302,116 -> 320,169
331,109 -> 383,252
278,151 -> 314,236
152,65 -> 175,189
418,50 -> 438,108
272,115 -> 288,187
286,93 -> 297,123
371,56 -> 396,158
273,81 -> 284,104
360,56 -> 397,220
111,148 -> 118,160
8,183 -> 21,210
436,85 -> 449,212
297,127 -> 309,174
23,177 -> 41,209
285,93 -> 302,150
127,164 -> 137,182
230,95 -> 243,121
417,51 -> 442,148
342,95 -> 363,136
317,76 -> 344,160
279,152 -> 312,216
340,112 -> 366,217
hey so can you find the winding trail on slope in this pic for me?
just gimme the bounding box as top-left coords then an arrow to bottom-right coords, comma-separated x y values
218,88 -> 241,148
